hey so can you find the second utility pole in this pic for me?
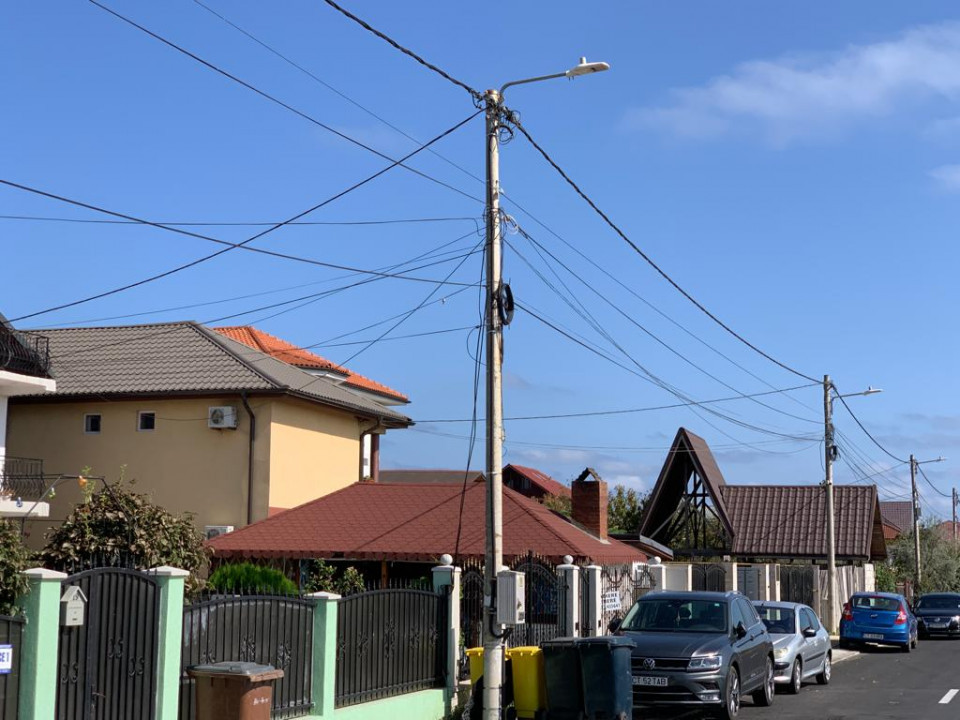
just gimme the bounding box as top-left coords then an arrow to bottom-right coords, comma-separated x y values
910,454 -> 922,593
482,87 -> 506,720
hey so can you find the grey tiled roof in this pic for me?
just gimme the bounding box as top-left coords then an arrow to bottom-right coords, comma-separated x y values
24,322 -> 410,425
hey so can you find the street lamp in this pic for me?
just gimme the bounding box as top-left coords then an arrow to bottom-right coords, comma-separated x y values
823,377 -> 882,634
481,58 -> 609,720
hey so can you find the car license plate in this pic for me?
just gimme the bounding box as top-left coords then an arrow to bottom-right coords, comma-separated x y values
633,676 -> 668,687
863,633 -> 884,640
928,623 -> 947,629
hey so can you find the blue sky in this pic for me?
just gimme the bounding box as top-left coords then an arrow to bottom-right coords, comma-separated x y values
4,2 -> 959,519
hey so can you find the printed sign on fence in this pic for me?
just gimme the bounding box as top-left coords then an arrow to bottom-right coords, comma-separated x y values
0,644 -> 13,674
602,590 -> 622,612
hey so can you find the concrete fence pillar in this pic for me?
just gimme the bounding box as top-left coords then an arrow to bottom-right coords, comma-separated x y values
583,565 -> 602,637
723,562 -> 738,592
432,558 -> 461,703
647,563 -> 666,593
18,568 -> 66,720
149,566 -> 189,720
308,591 -> 341,718
557,559 -> 580,637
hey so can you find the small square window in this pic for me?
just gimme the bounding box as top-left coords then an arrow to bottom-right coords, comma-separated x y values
84,414 -> 101,434
138,411 -> 156,432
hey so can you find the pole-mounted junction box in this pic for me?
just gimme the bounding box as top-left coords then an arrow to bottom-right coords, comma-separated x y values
496,570 -> 526,625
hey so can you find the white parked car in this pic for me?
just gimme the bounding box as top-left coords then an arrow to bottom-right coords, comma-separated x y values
752,601 -> 831,694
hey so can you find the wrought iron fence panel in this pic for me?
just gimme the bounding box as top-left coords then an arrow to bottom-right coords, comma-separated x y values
0,615 -> 23,720
179,593 -> 314,720
579,569 -> 590,637
459,564 -> 485,653
691,563 -> 726,593
0,329 -> 50,377
56,568 -> 160,720
335,589 -> 446,707
600,564 -> 655,631
508,553 -> 563,647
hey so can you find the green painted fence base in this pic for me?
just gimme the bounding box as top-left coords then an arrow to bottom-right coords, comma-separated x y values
331,688 -> 450,720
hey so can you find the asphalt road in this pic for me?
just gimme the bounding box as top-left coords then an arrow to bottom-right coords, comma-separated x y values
641,637 -> 960,720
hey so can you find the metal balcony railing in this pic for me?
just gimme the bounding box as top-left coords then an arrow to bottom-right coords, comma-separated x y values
0,329 -> 51,378
0,456 -> 46,500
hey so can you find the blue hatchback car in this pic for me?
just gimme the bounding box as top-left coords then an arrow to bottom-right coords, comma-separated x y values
839,592 -> 918,652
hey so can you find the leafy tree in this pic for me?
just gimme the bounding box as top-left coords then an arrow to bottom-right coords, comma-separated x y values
608,485 -> 649,534
0,520 -> 33,615
887,522 -> 960,594
541,493 -> 572,517
874,561 -> 896,593
40,476 -> 209,593
208,562 -> 298,595
303,559 -> 366,596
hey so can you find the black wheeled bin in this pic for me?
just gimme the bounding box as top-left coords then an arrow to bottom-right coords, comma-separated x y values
541,638 -> 583,720
577,636 -> 636,720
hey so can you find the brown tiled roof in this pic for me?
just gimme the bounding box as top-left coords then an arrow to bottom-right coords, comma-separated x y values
505,464 -> 571,498
722,484 -> 886,560
880,501 -> 912,533
639,427 -> 734,540
208,481 -> 647,565
214,326 -> 408,403
20,323 -> 410,425
379,469 -> 485,485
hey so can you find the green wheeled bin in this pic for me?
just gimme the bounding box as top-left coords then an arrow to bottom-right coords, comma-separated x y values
577,636 -> 636,720
541,638 -> 583,720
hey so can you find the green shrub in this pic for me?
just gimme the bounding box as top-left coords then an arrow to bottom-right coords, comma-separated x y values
208,562 -> 298,595
303,559 -> 366,596
0,520 -> 33,615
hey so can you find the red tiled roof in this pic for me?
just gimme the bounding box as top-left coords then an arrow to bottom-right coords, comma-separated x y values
880,501 -> 912,534
505,464 -> 571,498
214,326 -> 408,403
209,482 -> 647,565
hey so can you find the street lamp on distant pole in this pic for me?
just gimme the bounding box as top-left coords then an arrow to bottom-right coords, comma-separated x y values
482,57 -> 609,720
823,377 -> 882,634
909,454 -> 947,595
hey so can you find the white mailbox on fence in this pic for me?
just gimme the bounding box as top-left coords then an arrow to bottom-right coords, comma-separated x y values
60,586 -> 87,627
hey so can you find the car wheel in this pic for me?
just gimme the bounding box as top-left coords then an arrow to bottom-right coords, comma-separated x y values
719,666 -> 741,720
838,638 -> 851,650
753,657 -> 775,707
912,633 -> 919,649
788,659 -> 802,694
816,653 -> 831,685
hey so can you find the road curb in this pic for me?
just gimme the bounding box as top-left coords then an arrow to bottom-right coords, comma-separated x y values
830,638 -> 859,663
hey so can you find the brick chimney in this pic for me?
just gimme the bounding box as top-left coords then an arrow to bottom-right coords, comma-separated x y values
571,467 -> 608,540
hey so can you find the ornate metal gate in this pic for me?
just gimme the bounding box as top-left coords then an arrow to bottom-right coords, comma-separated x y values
780,565 -> 817,607
692,563 -> 726,592
56,568 -> 160,720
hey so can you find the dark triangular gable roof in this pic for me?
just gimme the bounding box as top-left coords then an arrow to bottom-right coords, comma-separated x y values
639,427 -> 735,541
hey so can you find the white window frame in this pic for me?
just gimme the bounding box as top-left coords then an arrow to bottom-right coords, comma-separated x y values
84,413 -> 102,435
137,410 -> 156,432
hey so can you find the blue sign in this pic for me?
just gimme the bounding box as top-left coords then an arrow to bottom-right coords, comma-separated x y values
0,644 -> 12,675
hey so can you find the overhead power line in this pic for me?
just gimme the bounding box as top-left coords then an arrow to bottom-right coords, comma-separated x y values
2,111 -> 480,323
0,214 -> 480,229
416,383 -> 818,423
917,464 -> 951,499
319,0 -> 482,103
509,118 -> 819,384
87,0 -> 482,205
833,389 -> 907,464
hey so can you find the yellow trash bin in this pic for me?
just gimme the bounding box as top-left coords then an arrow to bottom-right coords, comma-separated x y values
466,646 -> 484,685
505,646 -> 546,719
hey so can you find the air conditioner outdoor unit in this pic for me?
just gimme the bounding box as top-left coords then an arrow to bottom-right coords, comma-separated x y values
208,406 -> 238,429
205,525 -> 235,540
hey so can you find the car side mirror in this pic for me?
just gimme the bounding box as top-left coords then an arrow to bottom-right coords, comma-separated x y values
735,622 -> 747,639
608,617 -> 622,634
802,627 -> 817,638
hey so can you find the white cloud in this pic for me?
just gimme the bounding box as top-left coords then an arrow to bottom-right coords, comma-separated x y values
928,164 -> 960,191
630,23 -> 960,144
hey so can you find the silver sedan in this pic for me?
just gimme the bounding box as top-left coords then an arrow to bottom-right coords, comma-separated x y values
752,600 -> 832,694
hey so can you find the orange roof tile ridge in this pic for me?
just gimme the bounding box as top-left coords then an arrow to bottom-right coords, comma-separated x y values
193,323 -> 288,389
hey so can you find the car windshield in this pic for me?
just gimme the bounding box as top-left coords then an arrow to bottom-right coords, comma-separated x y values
755,606 -> 795,633
852,595 -> 900,612
621,599 -> 727,633
915,596 -> 960,610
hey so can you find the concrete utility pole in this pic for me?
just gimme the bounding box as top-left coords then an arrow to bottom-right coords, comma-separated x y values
953,488 -> 958,545
911,455 -> 921,593
823,375 -> 838,635
481,58 -> 609,720
823,377 -> 882,633
482,86 -> 506,720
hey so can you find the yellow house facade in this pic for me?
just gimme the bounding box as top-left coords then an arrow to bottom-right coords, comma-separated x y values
7,322 -> 410,547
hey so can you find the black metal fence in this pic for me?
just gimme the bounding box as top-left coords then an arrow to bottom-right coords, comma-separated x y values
179,593 -> 314,720
335,589 -> 447,707
510,553 -> 563,647
0,615 -> 23,720
781,565 -> 817,607
692,562 -> 727,592
0,328 -> 50,378
600,563 -> 655,631
57,568 -> 160,720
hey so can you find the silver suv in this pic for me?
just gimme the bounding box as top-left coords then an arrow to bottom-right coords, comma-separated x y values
610,590 -> 775,719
